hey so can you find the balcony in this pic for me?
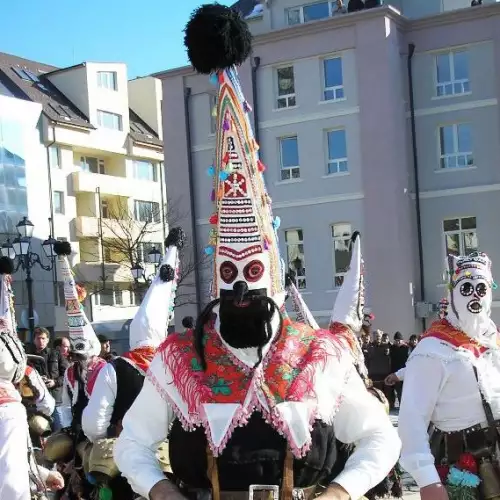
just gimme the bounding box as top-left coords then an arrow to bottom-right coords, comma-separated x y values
75,216 -> 130,239
72,171 -> 163,199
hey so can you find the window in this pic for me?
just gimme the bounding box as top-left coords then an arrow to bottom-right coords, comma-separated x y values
327,129 -> 348,175
439,123 -> 473,169
97,71 -> 117,91
103,246 -> 112,263
133,160 -> 158,182
209,94 -> 217,135
100,200 -> 109,219
285,229 -> 306,289
443,217 -> 478,257
49,146 -> 61,169
53,191 -> 65,215
436,50 -> 469,97
323,57 -> 344,101
95,287 -> 123,306
279,136 -> 300,181
97,110 -> 123,131
332,224 -> 352,288
287,1 -> 345,25
80,156 -> 105,174
134,200 -> 160,223
54,282 -> 65,307
137,242 -> 162,263
276,67 -> 296,109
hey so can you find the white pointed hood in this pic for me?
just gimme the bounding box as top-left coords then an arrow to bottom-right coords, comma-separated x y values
129,227 -> 185,350
330,231 -> 365,333
54,241 -> 100,358
285,274 -> 319,330
0,257 -> 26,383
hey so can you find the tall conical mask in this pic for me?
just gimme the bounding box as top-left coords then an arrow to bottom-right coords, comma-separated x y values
185,3 -> 285,306
330,231 -> 365,334
53,241 -> 100,357
129,227 -> 185,350
0,257 -> 26,383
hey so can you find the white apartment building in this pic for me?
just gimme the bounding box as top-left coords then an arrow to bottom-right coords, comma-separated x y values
0,52 -> 165,344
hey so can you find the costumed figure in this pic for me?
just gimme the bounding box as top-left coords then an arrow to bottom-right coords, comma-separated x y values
0,256 -> 64,499
114,5 -> 400,500
44,241 -> 105,498
327,232 -> 403,499
82,227 -> 185,499
399,252 -> 500,500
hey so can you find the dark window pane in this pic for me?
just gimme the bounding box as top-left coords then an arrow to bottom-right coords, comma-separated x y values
324,58 -> 343,89
303,2 -> 329,22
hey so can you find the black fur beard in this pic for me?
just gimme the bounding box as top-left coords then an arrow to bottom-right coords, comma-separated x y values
194,295 -> 283,370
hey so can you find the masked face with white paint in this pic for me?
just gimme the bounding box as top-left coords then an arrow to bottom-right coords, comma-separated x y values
446,252 -> 497,342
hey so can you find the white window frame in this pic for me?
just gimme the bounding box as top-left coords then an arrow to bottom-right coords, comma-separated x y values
331,223 -> 352,288
100,199 -> 109,219
286,1 -> 344,25
80,156 -> 105,174
133,160 -> 158,182
322,57 -> 345,102
275,66 -> 296,109
442,217 -> 478,259
53,191 -> 65,215
97,109 -> 123,131
49,146 -> 61,169
134,200 -> 161,223
97,71 -> 118,91
438,123 -> 473,169
285,228 -> 307,290
435,50 -> 470,97
279,136 -> 300,181
326,129 -> 348,175
95,287 -> 123,307
137,241 -> 162,263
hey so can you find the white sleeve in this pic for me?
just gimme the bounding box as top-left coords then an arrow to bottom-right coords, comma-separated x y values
60,367 -> 73,429
332,368 -> 401,500
398,355 -> 446,488
114,355 -> 174,499
395,367 -> 405,380
28,369 -> 55,417
82,363 -> 117,442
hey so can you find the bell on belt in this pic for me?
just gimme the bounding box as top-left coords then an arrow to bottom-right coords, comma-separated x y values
89,438 -> 120,483
479,458 -> 500,500
28,415 -> 52,437
43,430 -> 74,463
156,441 -> 172,473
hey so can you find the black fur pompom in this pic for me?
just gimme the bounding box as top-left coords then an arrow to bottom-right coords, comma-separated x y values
184,3 -> 252,74
351,230 -> 361,243
0,256 -> 14,275
165,227 -> 185,249
53,241 -> 72,256
159,264 -> 175,282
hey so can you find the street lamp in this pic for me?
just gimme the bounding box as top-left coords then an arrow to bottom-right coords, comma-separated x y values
131,247 -> 163,285
131,262 -> 145,282
147,247 -> 162,266
1,218 -> 57,340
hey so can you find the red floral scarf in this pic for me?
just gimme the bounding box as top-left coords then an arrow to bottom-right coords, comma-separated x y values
121,346 -> 156,375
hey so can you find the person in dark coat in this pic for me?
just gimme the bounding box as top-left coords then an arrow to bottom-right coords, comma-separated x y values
389,332 -> 409,409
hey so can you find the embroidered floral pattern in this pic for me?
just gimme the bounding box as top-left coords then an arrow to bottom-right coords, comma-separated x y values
121,346 -> 156,375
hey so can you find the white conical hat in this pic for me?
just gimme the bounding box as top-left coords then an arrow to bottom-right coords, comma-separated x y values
0,257 -> 26,383
330,231 -> 365,333
54,241 -> 100,358
129,227 -> 185,350
285,275 -> 319,330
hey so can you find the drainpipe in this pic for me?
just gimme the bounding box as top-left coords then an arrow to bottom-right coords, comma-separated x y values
159,161 -> 167,244
408,43 -> 426,331
46,125 -> 57,304
251,56 -> 261,147
184,87 -> 202,314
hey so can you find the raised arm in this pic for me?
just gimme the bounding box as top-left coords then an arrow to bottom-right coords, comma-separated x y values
27,367 -> 55,417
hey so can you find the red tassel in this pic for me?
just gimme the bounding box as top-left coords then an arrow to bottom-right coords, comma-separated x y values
257,160 -> 266,172
209,214 -> 218,225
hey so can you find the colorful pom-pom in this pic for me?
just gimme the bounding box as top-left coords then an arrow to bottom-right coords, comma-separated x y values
223,118 -> 230,131
219,171 -> 229,181
211,106 -> 217,118
243,101 -> 252,112
223,152 -> 230,165
257,160 -> 266,173
209,73 -> 219,85
493,281 -> 498,290
218,72 -> 225,84
209,214 -> 218,225
210,189 -> 216,202
207,165 -> 215,177
272,216 -> 281,229
204,246 -> 215,256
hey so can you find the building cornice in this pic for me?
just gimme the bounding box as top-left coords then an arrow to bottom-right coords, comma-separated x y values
153,6 -> 405,80
409,3 -> 500,32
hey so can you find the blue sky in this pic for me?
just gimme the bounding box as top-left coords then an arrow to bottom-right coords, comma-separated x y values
1,0 -> 233,78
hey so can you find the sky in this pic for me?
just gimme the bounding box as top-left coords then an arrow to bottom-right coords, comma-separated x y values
1,0 -> 234,78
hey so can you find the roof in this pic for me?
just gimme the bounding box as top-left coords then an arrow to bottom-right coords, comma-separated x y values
0,52 -> 94,129
231,0 -> 259,18
0,52 -> 162,147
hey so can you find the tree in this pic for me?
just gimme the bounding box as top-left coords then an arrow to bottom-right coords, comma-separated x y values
75,195 -> 209,309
